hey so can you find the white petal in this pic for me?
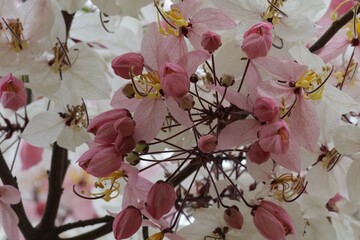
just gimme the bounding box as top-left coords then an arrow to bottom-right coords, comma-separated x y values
57,126 -> 91,152
346,159 -> 360,202
333,125 -> 360,155
303,217 -> 336,240
289,44 -> 324,72
21,112 -> 65,147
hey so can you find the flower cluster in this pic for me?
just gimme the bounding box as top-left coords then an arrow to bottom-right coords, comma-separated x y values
2,0 -> 360,240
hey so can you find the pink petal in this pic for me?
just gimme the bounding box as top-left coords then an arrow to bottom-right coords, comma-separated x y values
289,96 -> 319,152
0,202 -> 19,240
271,139 -> 301,172
110,85 -> 140,111
165,97 -> 193,128
133,99 -> 167,143
254,56 -> 308,82
20,141 -> 43,170
141,23 -> 169,71
0,185 -> 21,205
176,50 -> 210,77
217,119 -> 259,150
192,8 -> 235,30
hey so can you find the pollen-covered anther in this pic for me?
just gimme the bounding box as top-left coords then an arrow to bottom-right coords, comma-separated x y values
271,173 -> 307,202
48,42 -> 72,74
262,0 -> 287,25
63,104 -> 88,129
296,67 -> 332,100
3,18 -> 26,52
92,170 -> 125,202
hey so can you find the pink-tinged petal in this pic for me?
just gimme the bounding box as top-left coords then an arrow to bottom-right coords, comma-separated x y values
121,163 -> 139,186
314,33 -> 349,63
0,185 -> 21,205
187,23 -> 210,50
289,97 -> 319,152
133,99 -> 167,143
254,56 -> 307,82
217,119 -> 259,150
165,36 -> 188,63
165,97 -> 193,128
223,206 -> 244,229
146,181 -> 176,219
271,139 -> 301,172
257,80 -> 293,103
253,97 -> 279,122
0,202 -> 19,240
176,50 -> 210,76
171,0 -> 202,19
247,141 -> 270,165
141,23 -> 169,71
211,85 -> 251,111
122,176 -> 153,209
245,61 -> 262,98
113,206 -> 142,240
192,8 -> 236,30
20,141 -> 43,170
110,86 -> 140,111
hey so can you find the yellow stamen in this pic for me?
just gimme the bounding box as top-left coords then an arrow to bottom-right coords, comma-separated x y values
91,170 -> 125,202
263,0 -> 287,25
147,232 -> 165,240
271,173 -> 306,202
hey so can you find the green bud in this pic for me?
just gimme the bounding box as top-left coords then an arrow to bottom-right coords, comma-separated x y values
134,140 -> 149,154
126,151 -> 140,165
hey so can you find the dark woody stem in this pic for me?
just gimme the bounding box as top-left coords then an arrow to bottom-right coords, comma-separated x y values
309,5 -> 360,53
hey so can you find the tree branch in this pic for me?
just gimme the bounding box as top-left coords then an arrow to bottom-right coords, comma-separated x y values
309,6 -> 360,53
55,215 -> 114,234
38,143 -> 68,230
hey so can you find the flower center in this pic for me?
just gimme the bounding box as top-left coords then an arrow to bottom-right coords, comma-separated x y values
92,170 -> 125,202
48,43 -> 73,74
295,66 -> 332,100
155,1 -> 189,37
271,173 -> 307,202
131,70 -> 162,100
263,0 -> 287,25
320,147 -> 342,171
3,18 -> 27,52
59,104 -> 88,129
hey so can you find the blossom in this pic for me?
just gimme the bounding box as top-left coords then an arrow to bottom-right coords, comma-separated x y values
0,73 -> 26,111
113,206 -> 143,240
146,181 -> 175,220
241,22 -> 273,59
0,185 -> 21,240
252,200 -> 294,240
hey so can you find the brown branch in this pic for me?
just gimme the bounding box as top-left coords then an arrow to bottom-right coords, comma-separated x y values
55,215 -> 114,234
37,143 -> 68,230
309,6 -> 360,53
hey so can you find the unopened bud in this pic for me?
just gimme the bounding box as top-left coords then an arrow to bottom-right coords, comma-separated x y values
248,141 -> 270,165
146,181 -> 176,219
122,83 -> 135,99
198,134 -> 217,153
179,94 -> 194,111
111,52 -> 144,79
224,205 -> 244,230
220,74 -> 235,87
134,140 -> 149,154
126,151 -> 140,165
201,31 -> 222,53
190,74 -> 199,83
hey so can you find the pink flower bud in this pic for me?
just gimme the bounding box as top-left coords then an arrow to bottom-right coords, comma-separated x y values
160,63 -> 189,99
88,109 -> 131,134
198,134 -> 217,153
112,53 -> 144,79
253,200 -> 294,240
179,94 -> 194,111
258,120 -> 290,154
114,116 -> 135,137
201,31 -> 222,53
78,145 -> 122,177
0,73 -> 26,111
253,97 -> 279,122
113,206 -> 142,240
146,181 -> 175,219
115,135 -> 136,154
248,142 -> 270,164
223,205 -> 244,229
241,22 -> 273,59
